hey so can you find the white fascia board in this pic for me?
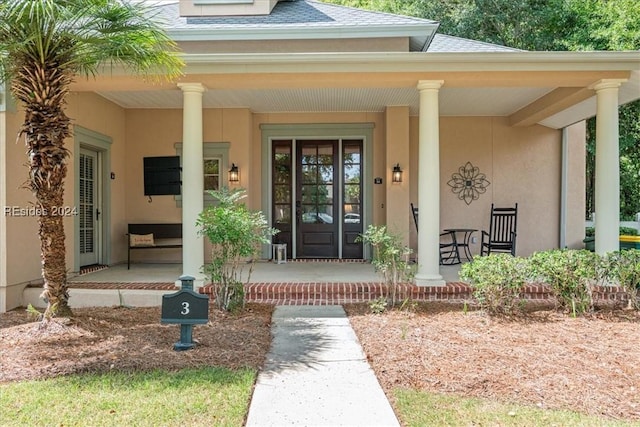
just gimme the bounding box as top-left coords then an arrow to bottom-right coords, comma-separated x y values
182,51 -> 640,73
167,24 -> 437,42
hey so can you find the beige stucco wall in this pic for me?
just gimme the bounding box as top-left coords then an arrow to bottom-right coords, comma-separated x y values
121,109 -> 582,261
2,107 -> 43,311
178,37 -> 409,54
124,107 -> 253,264
565,121 -> 587,249
410,116 -> 569,257
67,92 -> 128,266
385,107 -> 410,244
1,92 -> 127,311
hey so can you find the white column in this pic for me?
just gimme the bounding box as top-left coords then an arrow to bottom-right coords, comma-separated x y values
589,79 -> 626,254
178,83 -> 205,283
415,80 -> 445,286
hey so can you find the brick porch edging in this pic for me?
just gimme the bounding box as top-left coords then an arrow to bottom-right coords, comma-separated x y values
197,282 -> 629,305
59,281 -> 629,305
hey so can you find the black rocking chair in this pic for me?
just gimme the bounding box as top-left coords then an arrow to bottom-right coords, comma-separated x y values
480,203 -> 518,256
411,203 -> 460,265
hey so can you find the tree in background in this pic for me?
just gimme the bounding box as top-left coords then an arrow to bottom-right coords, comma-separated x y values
324,0 -> 640,220
563,0 -> 640,220
0,0 -> 183,319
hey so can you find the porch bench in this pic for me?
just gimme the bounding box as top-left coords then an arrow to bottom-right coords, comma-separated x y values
127,223 -> 182,269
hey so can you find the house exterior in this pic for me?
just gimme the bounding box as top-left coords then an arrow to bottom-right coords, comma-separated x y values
1,0 -> 639,312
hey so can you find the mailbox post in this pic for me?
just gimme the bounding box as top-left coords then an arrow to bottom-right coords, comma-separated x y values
161,275 -> 209,351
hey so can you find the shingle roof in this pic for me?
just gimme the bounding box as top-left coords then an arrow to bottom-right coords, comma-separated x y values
160,0 -> 436,29
427,34 -> 520,52
154,0 -> 516,53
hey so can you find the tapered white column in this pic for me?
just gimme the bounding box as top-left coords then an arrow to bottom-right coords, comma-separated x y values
589,79 -> 626,254
178,83 -> 205,283
415,80 -> 445,286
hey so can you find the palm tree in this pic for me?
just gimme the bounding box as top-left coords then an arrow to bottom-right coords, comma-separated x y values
0,0 -> 183,319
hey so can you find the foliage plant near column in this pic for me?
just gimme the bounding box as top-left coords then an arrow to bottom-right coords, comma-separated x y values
0,0 -> 183,319
198,188 -> 278,312
529,249 -> 600,317
357,225 -> 415,308
460,254 -> 529,315
602,249 -> 640,310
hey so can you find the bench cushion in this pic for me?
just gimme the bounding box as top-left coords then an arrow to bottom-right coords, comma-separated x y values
129,233 -> 155,247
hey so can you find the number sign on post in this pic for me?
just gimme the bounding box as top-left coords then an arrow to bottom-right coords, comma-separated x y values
161,275 -> 209,351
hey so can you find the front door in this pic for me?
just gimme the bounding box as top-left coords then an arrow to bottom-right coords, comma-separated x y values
79,148 -> 100,266
271,139 -> 363,259
297,140 -> 338,258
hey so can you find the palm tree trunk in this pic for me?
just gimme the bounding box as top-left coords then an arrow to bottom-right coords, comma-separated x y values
18,65 -> 73,318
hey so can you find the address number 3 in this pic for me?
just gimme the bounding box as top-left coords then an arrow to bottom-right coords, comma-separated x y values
181,301 -> 190,315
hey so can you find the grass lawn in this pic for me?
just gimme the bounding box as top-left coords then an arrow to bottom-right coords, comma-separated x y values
394,389 -> 639,427
0,367 -> 255,427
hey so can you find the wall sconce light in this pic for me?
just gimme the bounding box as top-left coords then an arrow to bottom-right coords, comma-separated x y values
392,164 -> 403,183
229,163 -> 239,182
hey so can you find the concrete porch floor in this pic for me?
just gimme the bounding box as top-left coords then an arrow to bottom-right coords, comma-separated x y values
69,261 -> 463,284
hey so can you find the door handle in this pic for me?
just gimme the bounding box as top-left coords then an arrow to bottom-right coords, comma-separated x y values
96,209 -> 101,221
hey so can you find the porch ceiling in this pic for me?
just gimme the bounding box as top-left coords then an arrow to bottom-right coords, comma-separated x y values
86,52 -> 640,130
96,86 -> 552,118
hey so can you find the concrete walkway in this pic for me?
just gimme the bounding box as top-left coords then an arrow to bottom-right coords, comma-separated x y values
246,306 -> 400,427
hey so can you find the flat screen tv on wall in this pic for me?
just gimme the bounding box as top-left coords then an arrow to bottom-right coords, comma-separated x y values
143,156 -> 181,196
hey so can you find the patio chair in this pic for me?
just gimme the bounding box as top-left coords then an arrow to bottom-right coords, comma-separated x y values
411,203 -> 461,265
480,203 -> 518,256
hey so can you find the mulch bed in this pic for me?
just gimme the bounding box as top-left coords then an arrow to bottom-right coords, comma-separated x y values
0,304 -> 273,383
2,302 -> 640,422
345,302 -> 640,421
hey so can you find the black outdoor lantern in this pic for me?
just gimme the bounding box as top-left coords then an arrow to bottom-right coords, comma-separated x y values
392,164 -> 403,183
229,163 -> 239,182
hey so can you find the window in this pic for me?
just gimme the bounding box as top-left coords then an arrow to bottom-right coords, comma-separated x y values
203,157 -> 220,191
174,142 -> 230,207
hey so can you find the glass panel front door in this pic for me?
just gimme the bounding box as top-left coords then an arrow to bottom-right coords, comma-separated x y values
297,141 -> 338,258
270,138 -> 364,259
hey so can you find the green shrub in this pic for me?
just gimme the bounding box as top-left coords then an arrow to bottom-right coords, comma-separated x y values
529,249 -> 599,316
602,249 -> 640,310
585,226 -> 638,237
368,296 -> 388,314
620,227 -> 639,236
357,225 -> 415,307
459,254 -> 528,315
198,188 -> 278,311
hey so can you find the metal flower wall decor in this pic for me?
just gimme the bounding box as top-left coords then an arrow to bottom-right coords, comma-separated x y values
447,161 -> 490,205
